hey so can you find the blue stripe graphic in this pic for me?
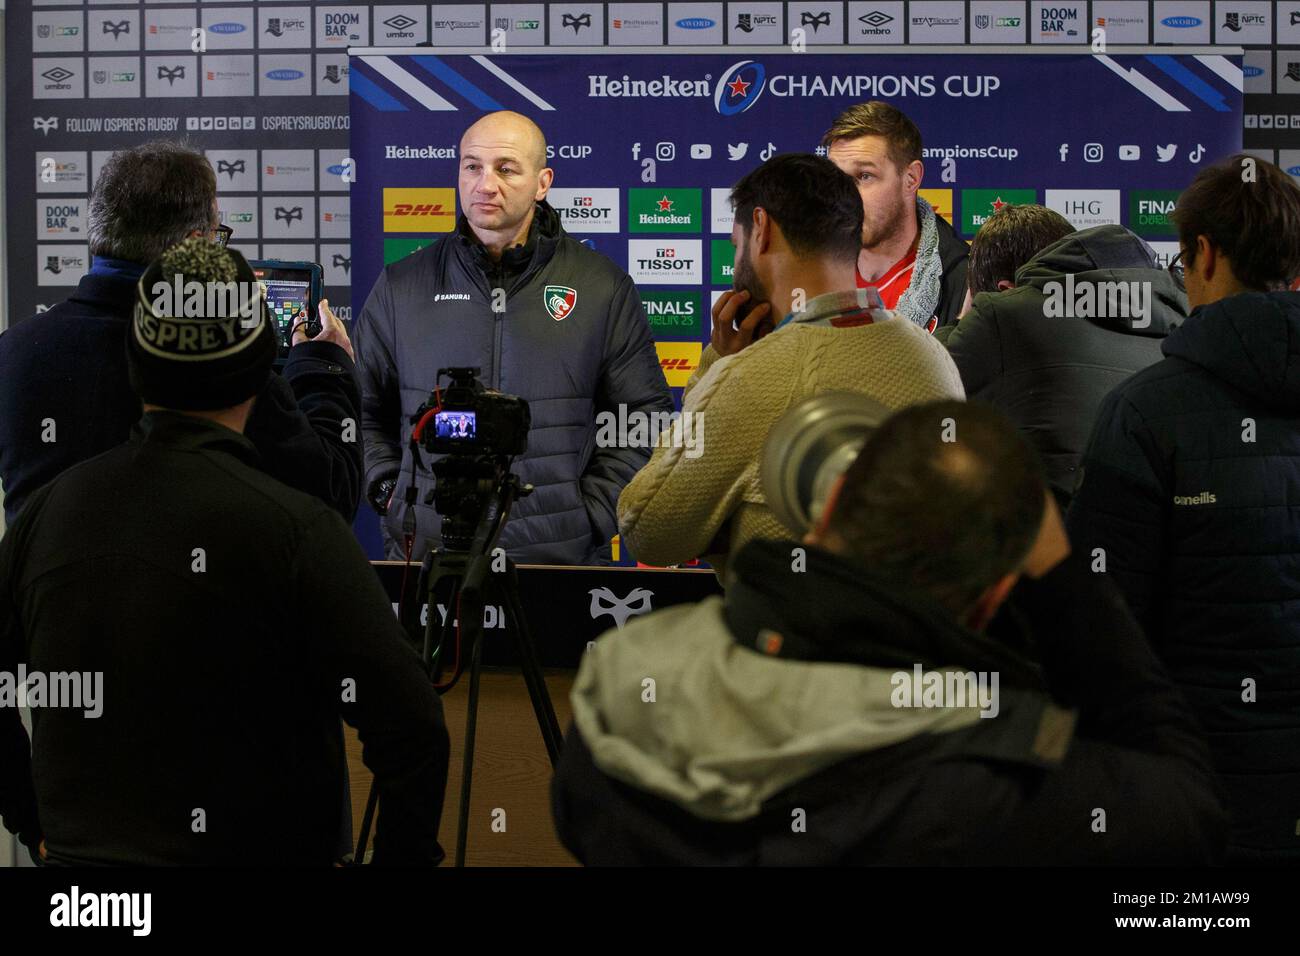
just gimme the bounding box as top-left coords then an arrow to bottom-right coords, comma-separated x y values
1145,55 -> 1230,112
408,56 -> 505,111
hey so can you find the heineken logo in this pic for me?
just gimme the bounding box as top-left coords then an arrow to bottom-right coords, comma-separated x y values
544,285 -> 577,321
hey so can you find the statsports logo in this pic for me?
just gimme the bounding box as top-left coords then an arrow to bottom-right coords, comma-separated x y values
382,187 -> 456,233
544,285 -> 577,321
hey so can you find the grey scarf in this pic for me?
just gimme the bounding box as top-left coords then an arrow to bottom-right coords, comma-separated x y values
892,196 -> 944,328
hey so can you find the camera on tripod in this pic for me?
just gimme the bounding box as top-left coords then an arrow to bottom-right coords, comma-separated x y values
415,366 -> 530,458
409,368 -> 532,553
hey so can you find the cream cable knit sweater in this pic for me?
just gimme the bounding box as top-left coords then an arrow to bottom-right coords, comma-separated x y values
616,316 -> 965,580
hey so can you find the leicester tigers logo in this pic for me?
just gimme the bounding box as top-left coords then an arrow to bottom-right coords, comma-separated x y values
543,284 -> 576,322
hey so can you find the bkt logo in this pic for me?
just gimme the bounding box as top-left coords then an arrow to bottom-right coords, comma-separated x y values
715,60 -> 766,116
210,22 -> 246,35
266,69 -> 305,81
1161,16 -> 1201,28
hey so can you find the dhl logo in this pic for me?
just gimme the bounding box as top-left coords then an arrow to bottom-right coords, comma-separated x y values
382,187 -> 456,233
919,188 -> 953,225
654,341 -> 702,387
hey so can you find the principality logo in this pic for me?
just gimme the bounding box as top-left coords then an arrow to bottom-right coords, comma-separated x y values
543,285 -> 577,321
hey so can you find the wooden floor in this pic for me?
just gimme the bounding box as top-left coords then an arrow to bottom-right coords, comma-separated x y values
344,668 -> 579,867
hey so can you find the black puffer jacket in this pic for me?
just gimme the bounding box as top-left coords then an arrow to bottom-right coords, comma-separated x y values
1068,291 -> 1300,863
946,225 -> 1185,503
354,200 -> 672,564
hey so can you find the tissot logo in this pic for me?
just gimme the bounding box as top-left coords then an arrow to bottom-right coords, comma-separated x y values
548,187 -> 619,232
628,239 -> 702,284
103,20 -> 131,39
156,65 -> 185,86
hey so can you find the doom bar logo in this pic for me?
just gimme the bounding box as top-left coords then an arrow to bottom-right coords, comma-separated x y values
382,187 -> 456,233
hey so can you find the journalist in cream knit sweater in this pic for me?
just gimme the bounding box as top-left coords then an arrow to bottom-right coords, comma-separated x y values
617,291 -> 965,580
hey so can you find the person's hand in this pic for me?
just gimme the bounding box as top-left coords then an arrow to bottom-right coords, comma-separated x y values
710,289 -> 774,357
368,474 -> 399,516
1021,490 -> 1070,579
293,298 -> 355,362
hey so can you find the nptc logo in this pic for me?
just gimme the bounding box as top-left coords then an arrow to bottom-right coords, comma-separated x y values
544,285 -> 577,321
322,65 -> 342,84
588,587 -> 654,629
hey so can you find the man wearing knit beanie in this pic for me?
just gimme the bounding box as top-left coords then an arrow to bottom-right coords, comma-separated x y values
0,239 -> 450,866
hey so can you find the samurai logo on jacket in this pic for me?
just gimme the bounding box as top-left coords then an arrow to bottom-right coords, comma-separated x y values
544,284 -> 577,321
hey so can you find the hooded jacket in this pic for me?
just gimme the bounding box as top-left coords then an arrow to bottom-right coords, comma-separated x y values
354,199 -> 672,564
552,539 -> 1227,865
946,225 -> 1185,503
1067,290 -> 1300,864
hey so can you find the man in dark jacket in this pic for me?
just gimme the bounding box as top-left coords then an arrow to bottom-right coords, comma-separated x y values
947,220 -> 1185,505
823,102 -> 969,331
355,111 -> 672,565
0,141 -> 362,527
553,400 -> 1227,865
1068,155 -> 1300,864
0,241 -> 448,866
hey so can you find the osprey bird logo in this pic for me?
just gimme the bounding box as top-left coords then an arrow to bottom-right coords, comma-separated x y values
561,12 -> 592,34
102,20 -> 130,39
332,254 -> 351,273
216,159 -> 245,179
33,117 -> 58,135
588,587 -> 655,630
274,206 -> 304,225
156,65 -> 185,85
801,11 -> 831,31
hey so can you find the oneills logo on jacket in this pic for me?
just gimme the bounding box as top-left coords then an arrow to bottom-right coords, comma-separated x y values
544,285 -> 577,321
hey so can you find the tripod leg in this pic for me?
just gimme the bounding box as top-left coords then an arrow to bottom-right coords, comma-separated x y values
504,572 -> 564,766
354,781 -> 379,864
455,623 -> 485,867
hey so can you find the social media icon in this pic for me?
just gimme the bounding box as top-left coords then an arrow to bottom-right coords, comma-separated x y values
759,142 -> 777,161
1156,144 -> 1177,162
1083,143 -> 1103,163
631,142 -> 642,160
727,143 -> 748,161
1119,144 -> 1140,160
655,142 -> 675,161
690,143 -> 712,159
1188,144 -> 1205,163
1058,143 -> 1069,162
